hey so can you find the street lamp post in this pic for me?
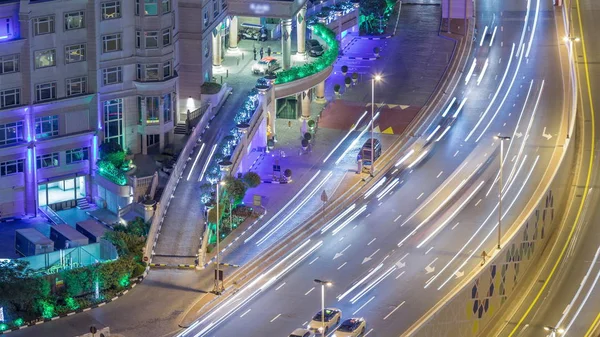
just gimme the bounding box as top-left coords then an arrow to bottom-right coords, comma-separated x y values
314,279 -> 333,335
495,136 -> 510,249
370,75 -> 382,176
213,180 -> 226,294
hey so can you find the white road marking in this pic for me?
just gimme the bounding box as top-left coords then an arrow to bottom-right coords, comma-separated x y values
364,328 -> 374,336
276,282 -> 286,291
475,199 -> 482,206
454,150 -> 459,157
394,214 -> 402,222
305,287 -> 315,296
309,256 -> 320,265
240,309 -> 251,318
425,247 -> 434,255
417,192 -> 424,200
367,238 -> 377,246
338,262 -> 347,270
437,171 -> 443,178
353,296 -> 376,315
383,301 -> 406,320
451,222 -> 460,230
270,314 -> 281,322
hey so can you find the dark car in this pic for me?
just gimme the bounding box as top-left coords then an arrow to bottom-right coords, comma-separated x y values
306,39 -> 324,57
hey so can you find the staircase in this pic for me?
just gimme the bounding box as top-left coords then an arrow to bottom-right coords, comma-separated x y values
174,123 -> 188,135
76,198 -> 91,210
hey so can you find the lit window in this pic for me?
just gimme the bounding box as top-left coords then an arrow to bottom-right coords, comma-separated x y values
35,115 -> 59,139
0,88 -> 20,108
145,31 -> 158,49
0,121 -> 24,145
0,54 -> 19,74
0,17 -> 12,39
33,16 -> 55,35
36,153 -> 59,169
145,0 -> 158,16
163,61 -> 171,78
0,159 -> 24,176
35,82 -> 57,102
101,2 -> 121,20
163,93 -> 172,122
103,99 -> 123,144
145,64 -> 159,81
162,28 -> 171,46
102,66 -> 122,85
162,0 -> 171,13
65,44 -> 86,63
102,34 -> 122,53
34,49 -> 56,69
203,10 -> 209,28
66,147 -> 89,164
66,76 -> 87,96
65,11 -> 85,30
145,96 -> 160,122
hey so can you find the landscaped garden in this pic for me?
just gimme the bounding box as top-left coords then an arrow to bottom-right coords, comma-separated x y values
96,142 -> 133,186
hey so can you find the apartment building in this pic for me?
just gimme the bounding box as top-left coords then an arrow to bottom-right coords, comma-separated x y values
0,0 -> 227,217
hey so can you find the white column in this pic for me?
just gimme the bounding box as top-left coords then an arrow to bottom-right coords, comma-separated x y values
296,5 -> 307,55
141,99 -> 148,155
315,81 -> 326,103
159,96 -> 165,152
212,29 -> 222,66
229,16 -> 239,49
301,90 -> 311,120
281,19 -> 292,69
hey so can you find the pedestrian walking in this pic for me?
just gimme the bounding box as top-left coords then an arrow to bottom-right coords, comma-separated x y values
288,120 -> 292,128
259,46 -> 264,59
253,47 -> 257,60
481,250 -> 489,266
267,46 -> 272,56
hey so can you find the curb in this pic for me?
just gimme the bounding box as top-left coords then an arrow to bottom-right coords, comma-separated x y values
341,56 -> 378,60
0,271 -> 148,335
261,180 -> 290,184
149,263 -> 168,268
178,264 -> 196,269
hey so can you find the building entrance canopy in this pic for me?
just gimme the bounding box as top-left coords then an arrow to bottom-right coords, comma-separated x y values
227,0 -> 309,19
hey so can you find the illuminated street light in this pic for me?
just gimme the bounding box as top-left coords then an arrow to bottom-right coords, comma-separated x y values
314,279 -> 333,334
370,74 -> 382,176
495,135 -> 511,249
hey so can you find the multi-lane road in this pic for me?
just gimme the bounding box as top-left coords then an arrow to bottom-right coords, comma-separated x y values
178,0 -> 570,336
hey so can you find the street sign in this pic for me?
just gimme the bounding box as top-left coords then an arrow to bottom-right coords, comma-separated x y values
90,326 -> 97,334
143,256 -> 148,262
215,269 -> 224,281
253,194 -> 262,206
273,164 -> 281,172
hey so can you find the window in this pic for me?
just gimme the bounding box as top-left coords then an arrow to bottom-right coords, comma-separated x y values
204,40 -> 210,58
144,0 -> 158,16
163,60 -> 171,78
0,54 -> 19,74
0,121 -> 24,145
136,31 -> 141,48
213,0 -> 219,16
66,147 -> 89,164
65,44 -> 86,63
102,66 -> 122,85
135,0 -> 140,16
1,17 -> 12,38
0,88 -> 20,108
102,34 -> 122,53
203,10 -> 209,28
66,76 -> 87,96
33,16 -> 55,35
163,93 -> 172,122
34,49 -> 56,69
65,11 -> 84,30
35,115 -> 59,139
146,97 -> 160,122
101,2 -> 121,20
145,64 -> 159,81
36,153 -> 59,169
162,28 -> 171,46
162,0 -> 171,13
0,159 -> 24,176
136,64 -> 142,80
145,31 -> 158,49
103,99 -> 123,144
35,82 -> 57,102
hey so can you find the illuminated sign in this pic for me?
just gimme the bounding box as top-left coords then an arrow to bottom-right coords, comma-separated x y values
249,3 -> 270,15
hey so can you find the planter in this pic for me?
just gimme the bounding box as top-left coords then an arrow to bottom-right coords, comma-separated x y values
373,47 -> 381,58
352,72 -> 358,84
341,65 -> 348,76
344,77 -> 352,88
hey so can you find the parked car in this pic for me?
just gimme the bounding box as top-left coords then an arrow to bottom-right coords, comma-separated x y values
289,328 -> 315,337
332,318 -> 367,337
307,308 -> 342,334
306,39 -> 324,57
252,57 -> 280,74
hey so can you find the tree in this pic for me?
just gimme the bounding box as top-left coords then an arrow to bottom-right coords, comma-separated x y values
284,169 -> 292,179
242,172 -> 262,188
0,260 -> 47,317
360,0 -> 388,34
223,176 -> 248,204
99,141 -> 125,168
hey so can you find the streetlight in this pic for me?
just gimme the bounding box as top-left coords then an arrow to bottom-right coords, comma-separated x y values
213,180 -> 226,294
314,279 -> 333,334
544,326 -> 565,336
495,135 -> 511,249
370,74 -> 382,176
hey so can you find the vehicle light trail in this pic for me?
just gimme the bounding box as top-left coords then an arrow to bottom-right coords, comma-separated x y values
524,0 -> 540,58
489,26 -> 498,47
337,263 -> 384,301
435,126 -> 451,142
465,58 -> 477,85
323,110 -> 368,163
376,178 -> 400,201
407,150 -> 429,169
426,125 -> 442,142
395,149 -> 415,167
335,111 -> 381,165
331,205 -> 367,236
441,97 -> 457,118
477,58 -> 489,86
198,144 -> 217,182
350,265 -> 397,304
479,26 -> 488,47
321,204 -> 357,234
187,143 -> 205,181
452,97 -> 468,119
364,177 -> 387,199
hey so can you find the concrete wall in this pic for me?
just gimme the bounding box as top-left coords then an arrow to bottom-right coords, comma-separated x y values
442,0 -> 474,19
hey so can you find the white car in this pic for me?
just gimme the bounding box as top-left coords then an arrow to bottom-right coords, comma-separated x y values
307,308 -> 342,334
289,328 -> 315,337
332,318 -> 367,337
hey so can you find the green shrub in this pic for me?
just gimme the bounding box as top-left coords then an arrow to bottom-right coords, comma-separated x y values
242,172 -> 262,188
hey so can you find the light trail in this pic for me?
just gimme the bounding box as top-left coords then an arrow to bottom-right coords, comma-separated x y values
363,177 -> 388,199
321,204 -> 357,234
477,58 -> 489,86
187,143 -> 205,181
524,0 -> 540,58
465,58 -> 477,85
407,150 -> 429,169
198,144 -> 217,182
452,97 -> 468,119
349,266 -> 397,304
337,263 -> 384,301
323,110 -> 368,163
441,97 -> 457,118
395,149 -> 415,167
331,205 -> 367,236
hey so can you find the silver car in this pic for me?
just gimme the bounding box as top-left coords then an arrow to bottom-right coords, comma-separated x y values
332,318 -> 367,337
251,57 -> 280,74
307,308 -> 342,335
289,328 -> 315,337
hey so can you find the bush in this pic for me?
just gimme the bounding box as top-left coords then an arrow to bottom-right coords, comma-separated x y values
334,84 -> 341,93
345,77 -> 352,85
308,120 -> 315,128
341,65 -> 348,74
242,172 -> 262,188
223,176 -> 248,204
201,82 -> 222,95
132,263 -> 146,278
304,133 -> 312,141
284,169 -> 292,178
352,72 -> 358,80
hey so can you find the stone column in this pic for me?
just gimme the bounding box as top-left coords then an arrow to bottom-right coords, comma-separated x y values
141,98 -> 148,155
159,96 -> 165,152
229,16 -> 239,50
301,90 -> 311,120
281,18 -> 292,70
296,5 -> 307,55
315,81 -> 326,103
25,143 -> 38,215
212,29 -> 222,67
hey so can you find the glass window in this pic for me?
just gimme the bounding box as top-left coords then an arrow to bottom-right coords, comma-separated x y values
136,31 -> 141,48
66,147 -> 89,164
0,159 -> 24,176
163,93 -> 172,122
101,2 -> 121,20
66,76 -> 87,96
34,49 -> 56,69
144,0 -> 158,16
136,64 -> 142,80
145,96 -> 160,122
65,44 -> 86,63
35,115 -> 59,139
213,0 -> 219,16
145,64 -> 159,81
36,153 -> 59,169
203,10 -> 209,28
102,33 -> 122,53
0,54 -> 19,74
0,121 -> 24,145
162,28 -> 171,46
204,40 -> 210,58
163,61 -> 171,78
33,16 -> 55,35
102,66 -> 122,85
35,82 -> 57,102
64,11 -> 84,30
103,98 -> 123,144
145,31 -> 158,49
162,0 -> 171,13
0,88 -> 20,108
135,0 -> 140,16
